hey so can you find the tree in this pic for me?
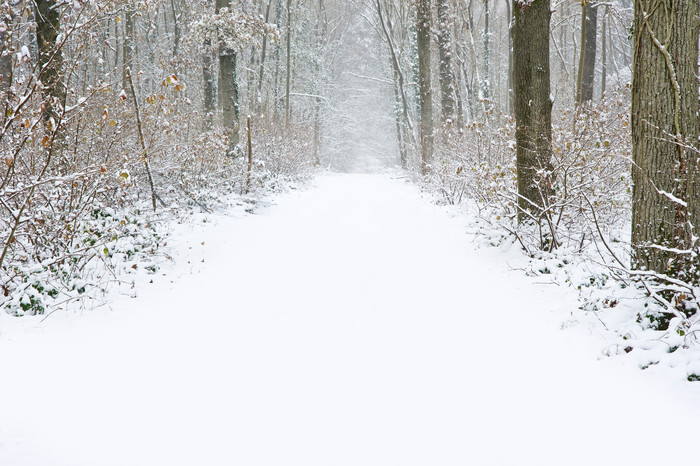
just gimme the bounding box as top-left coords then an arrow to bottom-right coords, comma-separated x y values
512,0 -> 552,222
0,7 -> 12,97
436,0 -> 456,123
416,0 -> 433,173
216,0 -> 241,153
122,1 -> 136,91
285,0 -> 292,125
375,0 -> 414,167
600,5 -> 608,98
35,0 -> 66,124
576,1 -> 597,105
481,0 -> 491,110
631,0 -> 700,280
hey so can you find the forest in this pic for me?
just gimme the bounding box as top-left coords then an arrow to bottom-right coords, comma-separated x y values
0,0 -> 638,310
3,0 -> 700,366
3,0 -> 700,464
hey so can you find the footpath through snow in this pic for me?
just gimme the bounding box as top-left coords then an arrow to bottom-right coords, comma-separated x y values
1,173 -> 700,466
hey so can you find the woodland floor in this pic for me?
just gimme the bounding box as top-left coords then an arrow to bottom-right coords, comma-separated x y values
1,173 -> 700,466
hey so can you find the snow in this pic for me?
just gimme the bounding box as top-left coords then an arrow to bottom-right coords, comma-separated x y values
2,173 -> 700,466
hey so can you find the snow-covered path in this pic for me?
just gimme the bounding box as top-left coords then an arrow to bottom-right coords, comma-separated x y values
2,174 -> 700,466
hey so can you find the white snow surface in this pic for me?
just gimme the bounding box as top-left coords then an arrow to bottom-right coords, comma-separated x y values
1,173 -> 700,466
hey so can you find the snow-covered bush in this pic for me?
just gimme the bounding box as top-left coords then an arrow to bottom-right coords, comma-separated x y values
430,87 -> 632,256
0,0 -> 314,316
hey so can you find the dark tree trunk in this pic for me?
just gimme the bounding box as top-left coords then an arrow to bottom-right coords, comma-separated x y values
416,0 -> 433,173
513,0 -> 552,222
576,3 -> 597,104
35,0 -> 65,123
631,0 -> 700,280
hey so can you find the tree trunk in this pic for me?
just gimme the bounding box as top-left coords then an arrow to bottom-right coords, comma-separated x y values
170,0 -> 181,58
376,0 -> 413,166
416,0 -> 433,173
600,5 -> 607,98
273,0 -> 283,120
481,0 -> 491,110
35,0 -> 65,124
576,2 -> 597,105
216,0 -> 240,153
631,0 -> 700,280
122,1 -> 136,91
513,0 -> 552,223
257,0 -> 274,113
452,0 -> 465,125
285,0 -> 292,125
203,38 -> 215,127
505,0 -> 513,115
0,28 -> 11,97
436,0 -> 456,123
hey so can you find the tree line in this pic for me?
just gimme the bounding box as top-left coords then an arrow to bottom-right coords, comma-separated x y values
369,0 -> 698,298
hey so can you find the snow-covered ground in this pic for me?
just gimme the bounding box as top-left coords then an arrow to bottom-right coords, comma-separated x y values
1,173 -> 700,466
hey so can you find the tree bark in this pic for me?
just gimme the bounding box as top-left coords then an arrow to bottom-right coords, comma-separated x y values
285,0 -> 292,125
513,0 -> 552,223
216,0 -> 240,152
631,0 -> 700,280
256,0 -> 274,113
600,5 -> 607,98
481,0 -> 491,110
35,0 -> 65,124
203,38 -> 215,126
416,0 -> 433,173
505,0 -> 513,115
436,0 -> 456,123
0,20 -> 12,97
122,1 -> 136,91
576,2 -> 597,105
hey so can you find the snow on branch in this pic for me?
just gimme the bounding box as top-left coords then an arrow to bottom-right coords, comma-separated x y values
191,6 -> 279,51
